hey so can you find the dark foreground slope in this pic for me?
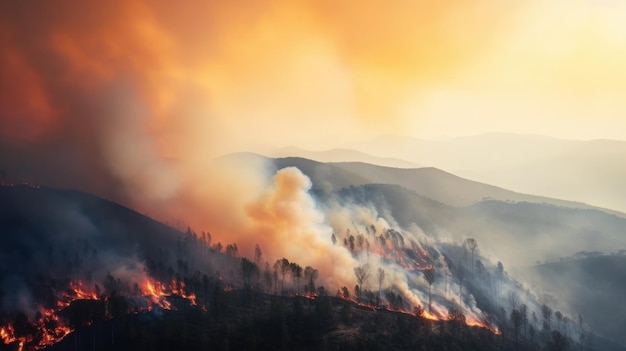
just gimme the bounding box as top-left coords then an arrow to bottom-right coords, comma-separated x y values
42,293 -> 502,351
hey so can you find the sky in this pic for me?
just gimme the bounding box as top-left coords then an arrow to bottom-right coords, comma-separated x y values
2,0 -> 626,217
2,0 -> 626,155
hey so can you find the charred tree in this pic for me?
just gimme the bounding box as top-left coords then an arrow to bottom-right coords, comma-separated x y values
464,238 -> 478,274
422,269 -> 435,313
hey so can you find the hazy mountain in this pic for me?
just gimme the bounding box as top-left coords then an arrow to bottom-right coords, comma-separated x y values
268,146 -> 420,168
269,156 -> 623,216
341,133 -> 626,213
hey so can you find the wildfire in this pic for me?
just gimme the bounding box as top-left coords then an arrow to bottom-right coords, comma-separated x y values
0,277 -> 202,350
303,292 -> 319,300
144,281 -> 172,310
421,310 -> 439,321
143,279 -> 199,308
465,315 -> 501,335
0,325 -> 16,344
170,280 -> 197,306
67,280 -> 99,300
55,280 -> 98,309
37,308 -> 72,347
368,246 -> 432,272
335,226 -> 506,335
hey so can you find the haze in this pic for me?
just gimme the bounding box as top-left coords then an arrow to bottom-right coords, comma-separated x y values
2,3 -> 626,349
2,1 -> 626,212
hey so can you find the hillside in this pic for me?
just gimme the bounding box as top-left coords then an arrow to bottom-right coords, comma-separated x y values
342,133 -> 626,213
1,181 -> 624,350
519,255 -> 626,347
0,185 -> 503,350
41,293 -> 502,351
2,161 -> 625,350
0,185 -> 525,351
0,185 -> 233,349
269,156 -> 622,215
326,183 -> 626,266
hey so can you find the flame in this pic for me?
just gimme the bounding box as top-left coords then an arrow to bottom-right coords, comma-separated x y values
37,307 -> 72,346
0,277 -> 202,349
303,292 -> 319,300
421,310 -> 439,321
66,280 -> 99,300
0,325 -> 16,344
169,280 -> 197,305
143,279 -> 198,308
465,315 -> 501,335
144,281 -> 172,310
333,226 -> 503,334
0,308 -> 73,350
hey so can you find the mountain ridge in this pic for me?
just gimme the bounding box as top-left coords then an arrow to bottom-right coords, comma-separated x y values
259,155 -> 626,217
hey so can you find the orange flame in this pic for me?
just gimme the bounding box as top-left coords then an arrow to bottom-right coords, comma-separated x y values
421,310 -> 439,321
0,325 -> 16,344
465,315 -> 501,334
169,280 -> 197,305
66,280 -> 99,300
0,277 -> 202,349
144,281 -> 172,310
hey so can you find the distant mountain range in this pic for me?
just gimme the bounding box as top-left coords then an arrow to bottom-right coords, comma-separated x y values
266,155 -> 623,216
269,146 -> 421,168
271,133 -> 626,213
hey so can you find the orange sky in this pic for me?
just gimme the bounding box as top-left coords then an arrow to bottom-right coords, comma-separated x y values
3,1 -> 626,156
2,0 -> 626,203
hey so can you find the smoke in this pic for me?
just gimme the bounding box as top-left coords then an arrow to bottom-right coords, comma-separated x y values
0,2 -> 534,309
0,0 -> 525,217
232,166 -> 358,289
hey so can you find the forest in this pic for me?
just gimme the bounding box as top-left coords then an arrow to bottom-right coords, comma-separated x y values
0,185 -> 608,351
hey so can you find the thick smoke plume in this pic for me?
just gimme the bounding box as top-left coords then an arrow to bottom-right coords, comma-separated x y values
0,1 -> 531,312
0,0 -> 521,217
226,165 -> 358,289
